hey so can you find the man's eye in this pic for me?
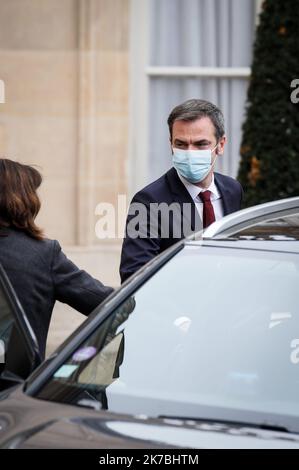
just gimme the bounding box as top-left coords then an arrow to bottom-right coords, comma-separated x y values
197,143 -> 208,148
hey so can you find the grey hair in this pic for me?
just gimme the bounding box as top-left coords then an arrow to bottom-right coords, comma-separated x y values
167,99 -> 225,141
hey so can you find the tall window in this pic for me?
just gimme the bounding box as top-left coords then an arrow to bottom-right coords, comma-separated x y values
129,0 -> 258,194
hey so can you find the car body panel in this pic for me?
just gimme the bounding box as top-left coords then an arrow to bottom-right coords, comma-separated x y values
1,197 -> 299,448
1,387 -> 299,449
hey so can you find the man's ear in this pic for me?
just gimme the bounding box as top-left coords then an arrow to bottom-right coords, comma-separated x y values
217,135 -> 227,155
170,137 -> 174,154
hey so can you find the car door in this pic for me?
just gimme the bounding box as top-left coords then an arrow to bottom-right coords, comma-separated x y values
0,263 -> 41,391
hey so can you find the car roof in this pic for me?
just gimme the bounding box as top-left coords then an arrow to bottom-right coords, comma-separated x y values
185,238 -> 299,254
202,196 -> 299,239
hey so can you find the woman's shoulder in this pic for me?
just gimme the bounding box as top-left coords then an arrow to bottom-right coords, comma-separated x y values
1,228 -> 59,260
3,227 -> 55,245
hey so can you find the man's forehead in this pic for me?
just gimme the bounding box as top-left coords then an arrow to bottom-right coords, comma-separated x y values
172,116 -> 215,138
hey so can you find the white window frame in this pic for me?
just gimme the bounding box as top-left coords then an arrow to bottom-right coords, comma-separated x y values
128,0 -> 262,198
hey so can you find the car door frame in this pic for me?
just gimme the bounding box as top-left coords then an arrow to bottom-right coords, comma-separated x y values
24,240 -> 185,397
0,263 -> 42,389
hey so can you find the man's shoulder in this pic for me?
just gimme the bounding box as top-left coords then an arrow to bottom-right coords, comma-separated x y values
214,172 -> 242,190
132,168 -> 176,204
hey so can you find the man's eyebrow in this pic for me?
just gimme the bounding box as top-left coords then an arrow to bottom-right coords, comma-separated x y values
174,138 -> 187,143
174,138 -> 212,144
194,139 -> 211,144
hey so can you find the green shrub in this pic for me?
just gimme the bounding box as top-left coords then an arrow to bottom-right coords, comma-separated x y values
238,0 -> 299,207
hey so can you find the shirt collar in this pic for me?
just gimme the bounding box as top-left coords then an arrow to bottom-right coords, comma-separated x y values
176,170 -> 221,201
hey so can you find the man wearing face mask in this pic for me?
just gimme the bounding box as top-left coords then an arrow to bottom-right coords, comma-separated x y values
120,99 -> 243,283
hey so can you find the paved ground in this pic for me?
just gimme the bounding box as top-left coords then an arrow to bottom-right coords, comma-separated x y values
46,302 -> 85,357
47,246 -> 121,355
45,244 -> 120,357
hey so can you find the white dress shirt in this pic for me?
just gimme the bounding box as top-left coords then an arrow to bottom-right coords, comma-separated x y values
176,170 -> 224,222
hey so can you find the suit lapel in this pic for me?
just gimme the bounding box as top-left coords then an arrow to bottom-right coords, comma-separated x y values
165,169 -> 238,233
214,172 -> 234,215
166,168 -> 201,233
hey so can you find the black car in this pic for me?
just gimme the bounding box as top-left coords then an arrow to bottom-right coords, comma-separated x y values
0,197 -> 299,449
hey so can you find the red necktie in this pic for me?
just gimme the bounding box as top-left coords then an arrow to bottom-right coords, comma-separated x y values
199,190 -> 216,228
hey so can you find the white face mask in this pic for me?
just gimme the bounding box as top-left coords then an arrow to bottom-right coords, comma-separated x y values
172,144 -> 218,183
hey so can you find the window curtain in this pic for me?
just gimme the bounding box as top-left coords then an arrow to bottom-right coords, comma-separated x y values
148,0 -> 255,181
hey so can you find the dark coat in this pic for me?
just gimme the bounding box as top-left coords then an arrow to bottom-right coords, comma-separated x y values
120,168 -> 243,282
0,228 -> 113,357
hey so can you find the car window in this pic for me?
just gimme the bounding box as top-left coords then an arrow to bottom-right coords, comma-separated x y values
36,246 -> 299,424
232,213 -> 299,241
211,210 -> 299,240
0,282 -> 15,374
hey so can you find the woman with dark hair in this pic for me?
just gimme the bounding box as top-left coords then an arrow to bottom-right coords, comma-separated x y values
0,158 -> 113,358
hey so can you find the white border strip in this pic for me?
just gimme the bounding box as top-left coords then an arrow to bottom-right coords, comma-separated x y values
146,66 -> 251,78
0,79 -> 5,103
255,0 -> 263,25
128,0 -> 150,198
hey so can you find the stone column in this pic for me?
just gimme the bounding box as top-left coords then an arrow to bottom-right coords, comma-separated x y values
77,0 -> 97,245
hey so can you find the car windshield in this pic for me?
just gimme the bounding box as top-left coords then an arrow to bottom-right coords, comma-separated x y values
36,245 -> 299,427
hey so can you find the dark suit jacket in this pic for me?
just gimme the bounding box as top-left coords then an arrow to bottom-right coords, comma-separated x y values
0,228 -> 113,358
120,168 -> 243,283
